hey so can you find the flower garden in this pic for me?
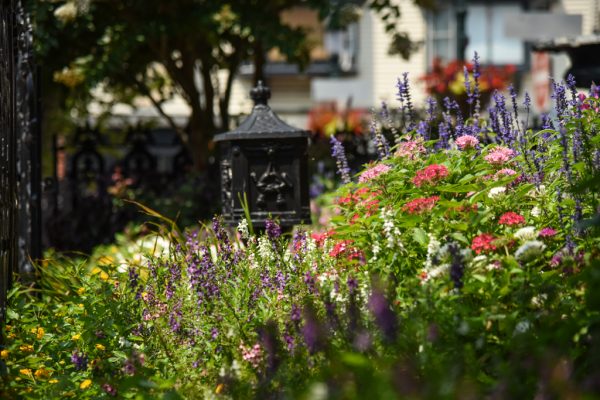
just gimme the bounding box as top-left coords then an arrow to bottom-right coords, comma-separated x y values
2,59 -> 600,398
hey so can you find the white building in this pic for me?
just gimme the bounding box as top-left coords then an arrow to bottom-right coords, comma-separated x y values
95,0 -> 600,130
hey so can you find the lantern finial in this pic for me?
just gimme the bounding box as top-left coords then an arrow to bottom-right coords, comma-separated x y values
250,80 -> 271,106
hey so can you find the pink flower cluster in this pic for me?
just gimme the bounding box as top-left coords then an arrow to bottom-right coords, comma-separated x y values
402,196 -> 440,214
498,211 -> 525,226
455,135 -> 479,150
494,168 -> 517,178
395,138 -> 426,160
358,164 -> 392,183
539,227 -> 557,238
484,146 -> 515,166
240,343 -> 263,368
412,164 -> 449,187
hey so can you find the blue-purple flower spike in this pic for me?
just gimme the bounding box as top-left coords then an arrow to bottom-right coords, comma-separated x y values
330,135 -> 351,184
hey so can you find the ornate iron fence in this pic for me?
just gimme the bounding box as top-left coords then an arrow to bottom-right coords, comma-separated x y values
0,0 -> 41,322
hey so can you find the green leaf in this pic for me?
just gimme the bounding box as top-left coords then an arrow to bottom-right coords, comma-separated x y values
412,228 -> 428,248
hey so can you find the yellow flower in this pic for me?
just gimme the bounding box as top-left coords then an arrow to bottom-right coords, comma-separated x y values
49,379 -> 59,384
80,379 -> 92,389
99,256 -> 114,267
0,350 -> 9,359
77,287 -> 86,295
95,344 -> 105,351
34,368 -> 50,379
78,303 -> 84,308
91,267 -> 101,275
7,333 -> 16,339
72,334 -> 81,341
215,383 -> 225,394
36,327 -> 45,340
99,271 -> 109,281
20,344 -> 34,353
5,325 -> 12,331
19,368 -> 32,376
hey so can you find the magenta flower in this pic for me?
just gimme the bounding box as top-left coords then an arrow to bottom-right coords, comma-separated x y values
539,227 -> 557,238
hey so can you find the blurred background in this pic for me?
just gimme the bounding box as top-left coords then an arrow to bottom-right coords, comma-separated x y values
34,0 -> 600,252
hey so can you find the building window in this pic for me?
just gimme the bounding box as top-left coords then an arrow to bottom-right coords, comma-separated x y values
465,3 -> 524,65
427,2 -> 525,66
427,7 -> 456,65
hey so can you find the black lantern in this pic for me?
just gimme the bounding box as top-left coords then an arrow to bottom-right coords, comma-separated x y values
214,81 -> 311,229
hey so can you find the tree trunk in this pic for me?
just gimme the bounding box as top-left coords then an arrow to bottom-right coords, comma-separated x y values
186,105 -> 213,171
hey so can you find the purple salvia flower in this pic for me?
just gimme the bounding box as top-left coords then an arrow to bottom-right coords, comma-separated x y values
291,229 -> 306,264
551,80 -> 568,125
380,101 -> 400,145
396,72 -> 415,131
426,97 -> 437,132
290,304 -> 301,323
169,301 -> 182,333
212,216 -> 232,262
370,116 -> 390,160
265,218 -> 282,240
283,331 -> 295,351
165,262 -> 181,300
211,327 -> 219,339
71,351 -> 88,371
464,65 -> 472,100
472,51 -> 482,118
447,242 -> 465,289
416,121 -> 428,140
509,85 -> 521,132
123,359 -> 136,375
347,276 -> 358,294
368,289 -> 398,342
541,113 -> 554,131
437,120 -> 450,150
304,271 -> 317,294
330,135 -> 351,184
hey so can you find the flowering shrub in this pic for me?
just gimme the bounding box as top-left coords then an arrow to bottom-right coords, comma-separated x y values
4,66 -> 600,398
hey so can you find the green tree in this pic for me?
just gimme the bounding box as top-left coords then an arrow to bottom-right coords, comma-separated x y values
33,0 -> 433,170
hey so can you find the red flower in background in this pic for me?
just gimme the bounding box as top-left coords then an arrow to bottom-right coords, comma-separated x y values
421,58 -> 515,96
402,196 -> 440,214
471,233 -> 497,254
412,164 -> 449,187
311,229 -> 336,246
498,211 -> 525,226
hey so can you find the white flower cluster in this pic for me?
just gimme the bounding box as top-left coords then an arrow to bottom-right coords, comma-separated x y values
237,219 -> 249,239
515,240 -> 546,262
513,226 -> 537,242
381,207 -> 404,250
488,186 -> 506,199
257,237 -> 274,261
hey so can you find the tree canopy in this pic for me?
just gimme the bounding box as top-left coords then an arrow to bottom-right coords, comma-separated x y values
33,0 -> 435,169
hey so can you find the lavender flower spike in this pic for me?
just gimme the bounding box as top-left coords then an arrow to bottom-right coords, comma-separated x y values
330,135 -> 351,183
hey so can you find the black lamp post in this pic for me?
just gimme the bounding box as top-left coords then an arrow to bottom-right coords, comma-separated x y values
214,81 -> 311,230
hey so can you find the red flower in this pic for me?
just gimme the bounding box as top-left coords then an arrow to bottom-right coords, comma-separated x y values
412,164 -> 449,187
329,240 -> 361,260
402,196 -> 440,214
498,211 -> 525,226
311,229 -> 335,246
471,233 -> 497,254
